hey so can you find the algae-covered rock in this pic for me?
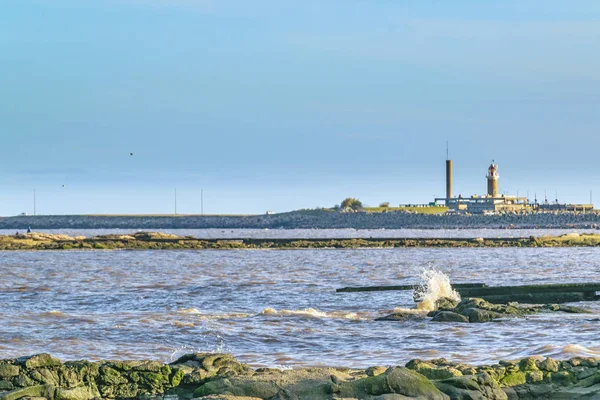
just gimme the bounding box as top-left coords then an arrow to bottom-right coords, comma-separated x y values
465,308 -> 503,323
537,357 -> 560,373
518,357 -> 539,372
434,373 -> 508,400
0,385 -> 48,400
385,368 -> 449,399
54,385 -> 101,400
0,364 -> 20,379
431,311 -> 469,323
375,313 -> 426,322
405,360 -> 463,380
17,354 -> 61,370
500,371 -> 526,387
366,366 -> 387,377
133,232 -> 181,240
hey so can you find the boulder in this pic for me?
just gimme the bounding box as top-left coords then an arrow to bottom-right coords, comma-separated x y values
0,364 -> 20,379
431,311 -> 469,323
434,373 -> 508,400
17,355 -> 61,370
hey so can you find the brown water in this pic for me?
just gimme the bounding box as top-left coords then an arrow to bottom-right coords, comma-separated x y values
1,246 -> 599,368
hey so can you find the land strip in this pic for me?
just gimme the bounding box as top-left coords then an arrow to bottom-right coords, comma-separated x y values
2,210 -> 600,229
1,232 -> 600,250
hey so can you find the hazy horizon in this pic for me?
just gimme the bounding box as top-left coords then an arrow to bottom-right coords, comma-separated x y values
2,0 -> 600,215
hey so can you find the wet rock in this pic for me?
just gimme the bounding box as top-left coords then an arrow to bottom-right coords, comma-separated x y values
431,311 -> 469,323
434,297 -> 459,311
465,308 -> 503,323
374,313 -> 426,322
0,380 -> 14,391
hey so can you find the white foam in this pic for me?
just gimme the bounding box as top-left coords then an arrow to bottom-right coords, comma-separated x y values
260,308 -> 364,320
394,268 -> 461,314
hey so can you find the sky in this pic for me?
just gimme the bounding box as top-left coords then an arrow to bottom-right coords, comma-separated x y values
1,0 -> 600,215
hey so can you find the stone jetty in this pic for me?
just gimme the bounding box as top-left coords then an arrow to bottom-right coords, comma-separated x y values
2,352 -> 600,399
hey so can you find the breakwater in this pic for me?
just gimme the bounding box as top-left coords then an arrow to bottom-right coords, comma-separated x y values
2,231 -> 600,250
1,352 -> 600,399
1,210 -> 600,229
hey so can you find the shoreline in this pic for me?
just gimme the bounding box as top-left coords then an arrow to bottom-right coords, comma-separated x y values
2,231 -> 600,250
1,352 -> 599,399
2,210 -> 600,230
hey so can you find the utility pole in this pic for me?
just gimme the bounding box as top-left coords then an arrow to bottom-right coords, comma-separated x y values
174,188 -> 177,215
201,189 -> 204,216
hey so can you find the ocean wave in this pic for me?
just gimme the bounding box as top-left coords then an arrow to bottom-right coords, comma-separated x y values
260,307 -> 364,320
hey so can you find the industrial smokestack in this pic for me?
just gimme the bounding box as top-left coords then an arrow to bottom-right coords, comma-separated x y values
446,159 -> 453,200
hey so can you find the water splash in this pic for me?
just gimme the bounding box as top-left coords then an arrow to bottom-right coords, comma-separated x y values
414,268 -> 461,312
394,268 -> 461,314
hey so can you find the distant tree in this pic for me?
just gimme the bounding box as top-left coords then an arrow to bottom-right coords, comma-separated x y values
379,202 -> 390,208
340,197 -> 363,210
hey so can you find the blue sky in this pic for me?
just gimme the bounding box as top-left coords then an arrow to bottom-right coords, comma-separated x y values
1,0 -> 599,215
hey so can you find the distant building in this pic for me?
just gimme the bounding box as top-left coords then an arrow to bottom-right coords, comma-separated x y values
435,161 -> 528,214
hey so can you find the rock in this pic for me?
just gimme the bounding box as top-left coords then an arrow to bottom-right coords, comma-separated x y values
0,385 -> 48,400
0,380 -> 14,391
195,396 -> 264,400
17,355 -> 61,370
29,369 -> 59,386
434,373 -> 508,400
98,366 -> 128,386
405,360 -> 463,380
54,386 -> 100,400
13,374 -> 37,388
0,365 -> 20,380
500,371 -> 526,387
465,308 -> 503,323
434,297 -> 459,311
551,371 -> 577,386
525,371 -> 544,383
375,313 -> 426,322
366,366 -> 387,377
375,367 -> 449,399
538,357 -> 560,373
518,357 -> 539,372
431,311 -> 469,323
133,232 -> 181,240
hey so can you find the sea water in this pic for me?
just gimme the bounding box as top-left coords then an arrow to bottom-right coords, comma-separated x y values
1,245 -> 599,368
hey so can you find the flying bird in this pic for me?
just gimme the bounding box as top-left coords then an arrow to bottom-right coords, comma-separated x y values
130,152 -> 134,156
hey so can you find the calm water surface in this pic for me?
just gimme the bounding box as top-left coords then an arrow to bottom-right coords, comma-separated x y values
1,245 -> 599,368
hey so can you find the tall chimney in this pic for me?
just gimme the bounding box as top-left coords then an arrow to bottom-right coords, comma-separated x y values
446,159 -> 453,200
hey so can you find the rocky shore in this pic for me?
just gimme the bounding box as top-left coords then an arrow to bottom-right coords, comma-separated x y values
2,352 -> 600,399
1,210 -> 600,230
1,231 -> 600,250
